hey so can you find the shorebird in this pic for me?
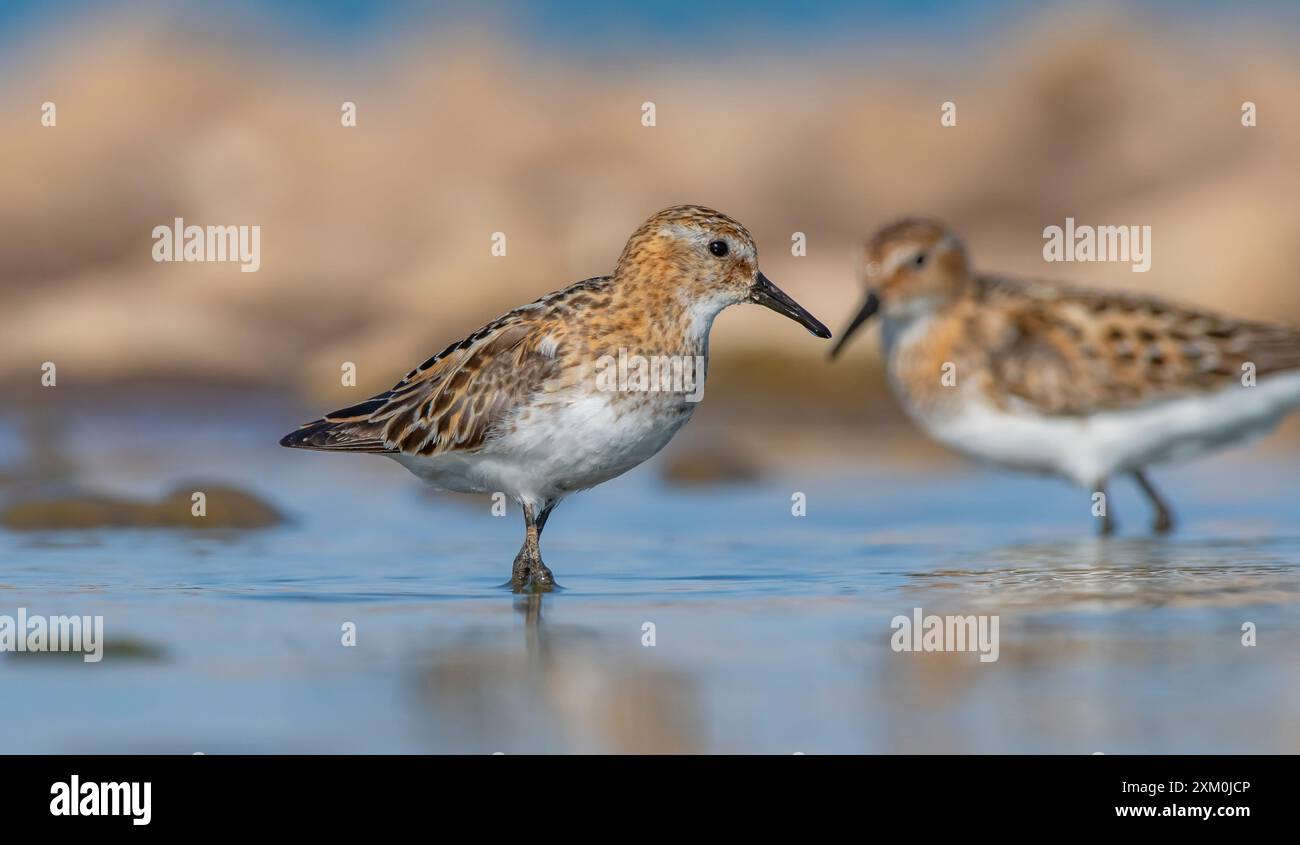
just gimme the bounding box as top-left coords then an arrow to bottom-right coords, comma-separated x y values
282,205 -> 831,589
830,218 -> 1300,534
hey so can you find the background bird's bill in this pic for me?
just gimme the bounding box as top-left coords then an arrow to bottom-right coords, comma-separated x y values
750,272 -> 832,338
829,291 -> 880,358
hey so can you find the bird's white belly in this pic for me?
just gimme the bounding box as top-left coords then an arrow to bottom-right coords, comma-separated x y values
921,370 -> 1300,486
390,390 -> 694,503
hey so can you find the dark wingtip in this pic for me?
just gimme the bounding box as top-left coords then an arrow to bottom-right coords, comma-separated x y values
277,418 -> 391,453
280,421 -> 331,449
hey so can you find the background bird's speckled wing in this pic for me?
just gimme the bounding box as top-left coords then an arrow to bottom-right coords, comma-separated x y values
280,316 -> 561,455
973,275 -> 1300,416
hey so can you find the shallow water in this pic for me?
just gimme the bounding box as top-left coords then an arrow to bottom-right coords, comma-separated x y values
1,408 -> 1298,753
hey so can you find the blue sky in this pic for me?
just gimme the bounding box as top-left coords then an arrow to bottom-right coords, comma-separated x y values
1,0 -> 1296,51
0,0 -> 1011,41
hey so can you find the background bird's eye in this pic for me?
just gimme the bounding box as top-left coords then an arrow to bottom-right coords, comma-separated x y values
708,240 -> 729,257
912,252 -> 927,268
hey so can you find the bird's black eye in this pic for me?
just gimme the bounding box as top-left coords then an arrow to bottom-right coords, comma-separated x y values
708,240 -> 729,257
913,252 -> 927,268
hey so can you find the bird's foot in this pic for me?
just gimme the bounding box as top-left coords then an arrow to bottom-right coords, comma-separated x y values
1152,511 -> 1174,535
508,552 -> 557,593
518,561 -> 556,593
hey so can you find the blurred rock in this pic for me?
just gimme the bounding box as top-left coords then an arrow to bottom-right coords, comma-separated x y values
660,439 -> 761,486
1,11 -> 1297,417
0,483 -> 283,530
2,637 -> 168,664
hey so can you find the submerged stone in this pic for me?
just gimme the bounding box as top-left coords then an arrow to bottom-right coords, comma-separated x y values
0,484 -> 284,530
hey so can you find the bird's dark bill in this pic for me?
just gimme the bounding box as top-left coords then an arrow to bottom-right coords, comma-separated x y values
829,291 -> 880,359
750,272 -> 832,338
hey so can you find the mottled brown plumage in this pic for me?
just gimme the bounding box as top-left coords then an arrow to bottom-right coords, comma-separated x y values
960,274 -> 1300,416
281,277 -> 610,455
281,204 -> 830,589
832,218 -> 1300,534
840,218 -> 1300,417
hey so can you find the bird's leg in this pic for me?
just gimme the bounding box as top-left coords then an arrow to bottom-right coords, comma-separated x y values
535,501 -> 555,533
510,549 -> 531,590
511,501 -> 556,592
1094,479 -> 1116,537
510,504 -> 538,590
1132,470 -> 1175,534
528,501 -> 557,588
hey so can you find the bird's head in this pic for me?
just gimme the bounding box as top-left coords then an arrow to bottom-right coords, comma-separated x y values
616,204 -> 830,339
830,218 -> 970,359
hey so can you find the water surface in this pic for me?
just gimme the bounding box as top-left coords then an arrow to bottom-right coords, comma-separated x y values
1,410 -> 1297,753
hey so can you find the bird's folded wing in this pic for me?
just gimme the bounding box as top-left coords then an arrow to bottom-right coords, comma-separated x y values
976,275 -> 1300,416
280,317 -> 560,455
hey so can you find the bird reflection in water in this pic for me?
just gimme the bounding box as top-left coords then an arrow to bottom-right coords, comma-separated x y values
413,592 -> 705,753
